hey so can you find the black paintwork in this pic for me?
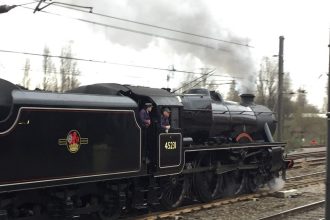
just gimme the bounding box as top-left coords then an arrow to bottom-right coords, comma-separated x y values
158,133 -> 182,167
12,90 -> 137,109
125,86 -> 183,106
68,83 -> 183,107
180,88 -> 275,142
0,85 -> 145,192
67,83 -> 129,96
0,79 -> 285,202
0,79 -> 21,121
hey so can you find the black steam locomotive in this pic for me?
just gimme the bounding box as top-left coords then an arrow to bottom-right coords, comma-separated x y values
0,78 -> 289,219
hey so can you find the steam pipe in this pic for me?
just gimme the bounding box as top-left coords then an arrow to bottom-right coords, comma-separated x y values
264,123 -> 274,142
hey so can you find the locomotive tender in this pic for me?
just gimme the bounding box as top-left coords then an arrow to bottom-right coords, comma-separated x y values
0,78 -> 289,219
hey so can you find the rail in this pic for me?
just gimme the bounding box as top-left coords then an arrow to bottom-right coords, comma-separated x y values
257,200 -> 325,220
287,150 -> 326,160
301,144 -> 325,148
286,171 -> 326,181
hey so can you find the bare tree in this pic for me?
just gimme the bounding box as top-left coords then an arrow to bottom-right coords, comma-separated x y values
59,44 -> 80,92
51,63 -> 59,92
22,58 -> 31,89
255,56 -> 278,109
296,88 -> 307,109
226,80 -> 240,102
42,46 -> 58,91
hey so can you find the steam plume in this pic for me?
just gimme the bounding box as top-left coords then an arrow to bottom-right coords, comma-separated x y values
267,177 -> 285,191
69,0 -> 256,93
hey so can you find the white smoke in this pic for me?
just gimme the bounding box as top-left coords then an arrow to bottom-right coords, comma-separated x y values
267,177 -> 285,191
67,0 -> 256,93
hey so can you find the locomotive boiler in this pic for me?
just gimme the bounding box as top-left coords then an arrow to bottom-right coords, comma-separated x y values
0,78 -> 290,220
180,88 -> 276,143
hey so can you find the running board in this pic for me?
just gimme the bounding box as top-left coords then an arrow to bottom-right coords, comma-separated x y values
182,163 -> 258,175
184,142 -> 286,152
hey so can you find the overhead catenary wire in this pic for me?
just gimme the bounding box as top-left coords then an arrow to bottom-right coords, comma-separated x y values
5,4 -> 251,84
0,1 -> 38,14
189,71 -> 217,89
206,82 -> 233,86
0,48 -> 208,75
0,49 -> 245,80
34,1 -> 252,48
14,5 -> 253,80
208,80 -> 236,82
18,67 -> 145,79
34,1 -> 92,13
15,1 -> 37,6
19,6 -> 231,52
0,49 -> 250,84
172,69 -> 216,93
212,74 -> 244,79
12,66 -> 241,81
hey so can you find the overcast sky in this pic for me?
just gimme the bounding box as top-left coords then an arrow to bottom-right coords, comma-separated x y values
0,0 -> 329,110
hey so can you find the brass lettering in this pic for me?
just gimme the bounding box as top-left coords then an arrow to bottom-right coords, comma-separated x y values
164,141 -> 176,150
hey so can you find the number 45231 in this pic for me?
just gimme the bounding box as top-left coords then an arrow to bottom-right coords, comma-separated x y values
165,141 -> 176,150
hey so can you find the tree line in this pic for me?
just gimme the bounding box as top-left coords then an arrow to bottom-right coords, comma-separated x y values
21,43 -> 80,92
254,57 -> 325,150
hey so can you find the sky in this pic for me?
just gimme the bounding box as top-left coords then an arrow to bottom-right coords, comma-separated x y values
0,0 -> 329,110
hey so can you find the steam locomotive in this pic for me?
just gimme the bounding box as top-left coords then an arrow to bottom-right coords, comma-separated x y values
0,78 -> 289,219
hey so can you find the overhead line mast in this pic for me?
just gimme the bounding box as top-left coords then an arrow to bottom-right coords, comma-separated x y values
325,29 -> 330,220
276,36 -> 284,142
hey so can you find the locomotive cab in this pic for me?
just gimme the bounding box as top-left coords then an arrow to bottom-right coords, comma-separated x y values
68,83 -> 184,176
122,86 -> 184,176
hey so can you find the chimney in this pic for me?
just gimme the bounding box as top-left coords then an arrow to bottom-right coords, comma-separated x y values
240,94 -> 255,106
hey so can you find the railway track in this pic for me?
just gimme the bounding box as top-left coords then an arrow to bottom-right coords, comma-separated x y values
133,171 -> 325,220
287,149 -> 326,169
283,171 -> 325,190
293,158 -> 326,169
287,150 -> 326,160
257,200 -> 325,220
134,192 -> 273,220
286,171 -> 325,181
